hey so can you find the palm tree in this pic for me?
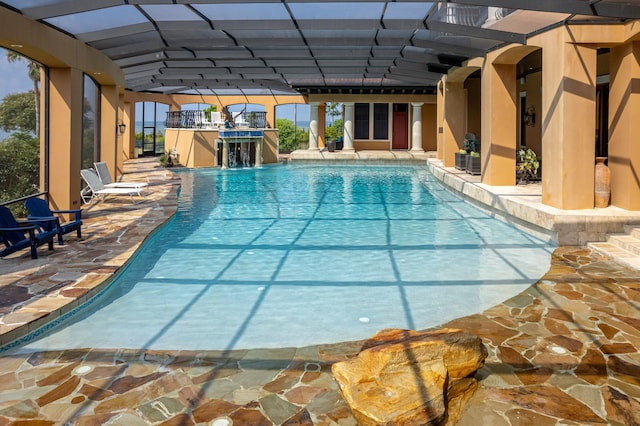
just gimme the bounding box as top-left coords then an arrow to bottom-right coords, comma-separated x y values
6,50 -> 41,135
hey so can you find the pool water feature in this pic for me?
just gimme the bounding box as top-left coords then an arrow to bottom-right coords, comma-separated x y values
16,165 -> 554,352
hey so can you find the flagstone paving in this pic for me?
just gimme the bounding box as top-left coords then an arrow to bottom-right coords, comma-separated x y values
0,158 -> 638,425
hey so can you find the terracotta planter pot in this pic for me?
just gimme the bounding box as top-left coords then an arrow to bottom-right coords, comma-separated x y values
594,157 -> 610,207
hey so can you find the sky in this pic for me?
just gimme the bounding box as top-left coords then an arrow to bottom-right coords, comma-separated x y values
178,102 -> 310,124
0,49 -> 33,101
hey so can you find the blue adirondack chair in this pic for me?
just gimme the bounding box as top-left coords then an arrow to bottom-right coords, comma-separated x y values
0,206 -> 57,259
25,198 -> 82,245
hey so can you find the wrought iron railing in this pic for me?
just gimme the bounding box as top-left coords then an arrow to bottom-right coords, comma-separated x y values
165,110 -> 268,129
246,111 -> 268,128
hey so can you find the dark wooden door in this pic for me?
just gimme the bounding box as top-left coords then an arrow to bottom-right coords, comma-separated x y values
392,104 -> 408,150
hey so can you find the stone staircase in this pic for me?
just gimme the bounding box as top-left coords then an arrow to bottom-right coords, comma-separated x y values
589,224 -> 640,271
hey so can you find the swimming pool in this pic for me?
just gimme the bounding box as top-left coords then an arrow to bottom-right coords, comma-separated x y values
17,164 -> 554,352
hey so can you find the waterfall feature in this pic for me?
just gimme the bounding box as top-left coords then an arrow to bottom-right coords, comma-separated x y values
218,130 -> 264,169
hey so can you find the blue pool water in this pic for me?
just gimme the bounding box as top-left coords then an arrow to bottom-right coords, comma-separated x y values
18,165 -> 554,352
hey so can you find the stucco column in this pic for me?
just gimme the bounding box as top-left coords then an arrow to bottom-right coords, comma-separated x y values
537,28 -> 597,209
609,41 -> 640,210
121,98 -> 134,160
100,84 -> 119,180
436,79 -> 445,160
308,102 -> 319,150
221,139 -> 229,169
255,139 -> 263,167
443,79 -> 466,167
318,102 -> 326,148
481,50 -> 517,186
343,102 -> 355,152
266,104 -> 276,129
48,67 -> 84,211
410,102 -> 424,152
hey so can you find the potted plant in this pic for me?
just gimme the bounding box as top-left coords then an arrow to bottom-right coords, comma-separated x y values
455,133 -> 477,170
466,151 -> 481,175
516,148 -> 540,184
455,149 -> 468,170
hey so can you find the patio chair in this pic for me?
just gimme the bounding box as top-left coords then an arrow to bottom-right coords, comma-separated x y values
199,111 -> 211,128
93,162 -> 148,190
233,113 -> 248,128
24,198 -> 82,245
210,111 -> 224,128
81,169 -> 146,204
0,206 -> 57,259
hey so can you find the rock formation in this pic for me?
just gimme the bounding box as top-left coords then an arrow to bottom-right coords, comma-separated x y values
331,328 -> 487,425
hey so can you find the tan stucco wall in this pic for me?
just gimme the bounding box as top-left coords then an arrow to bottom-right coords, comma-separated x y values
165,129 -> 280,168
609,41 -> 640,209
443,79 -> 467,167
422,103 -> 437,152
353,141 -> 391,151
262,130 -> 279,164
165,129 -> 219,168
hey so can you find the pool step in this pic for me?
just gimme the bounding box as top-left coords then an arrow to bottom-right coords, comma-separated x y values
589,225 -> 640,271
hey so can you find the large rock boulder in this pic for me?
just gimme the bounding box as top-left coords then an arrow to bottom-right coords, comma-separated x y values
331,328 -> 487,425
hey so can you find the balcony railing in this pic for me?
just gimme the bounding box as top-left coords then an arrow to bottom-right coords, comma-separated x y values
165,110 -> 268,129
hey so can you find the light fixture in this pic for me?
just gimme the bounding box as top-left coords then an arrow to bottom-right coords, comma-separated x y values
523,106 -> 536,127
10,44 -> 23,49
520,77 -> 525,85
117,121 -> 126,134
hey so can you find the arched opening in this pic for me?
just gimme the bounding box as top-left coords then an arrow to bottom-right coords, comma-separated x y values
483,45 -> 540,186
516,49 -> 542,183
135,101 -> 169,157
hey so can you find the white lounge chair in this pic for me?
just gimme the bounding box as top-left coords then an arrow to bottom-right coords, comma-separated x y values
233,113 -> 248,128
81,169 -> 146,204
210,111 -> 224,128
94,162 -> 148,190
200,111 -> 212,128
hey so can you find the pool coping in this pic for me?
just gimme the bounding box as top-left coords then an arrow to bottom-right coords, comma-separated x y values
426,159 -> 640,246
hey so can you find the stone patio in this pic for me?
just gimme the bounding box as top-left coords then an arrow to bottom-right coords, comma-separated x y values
0,157 -> 638,425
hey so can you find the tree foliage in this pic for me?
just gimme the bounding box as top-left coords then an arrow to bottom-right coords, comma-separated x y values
326,102 -> 342,124
0,52 -> 44,216
275,118 -> 308,152
0,91 -> 36,133
0,132 -> 40,216
6,50 -> 41,136
325,118 -> 343,141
